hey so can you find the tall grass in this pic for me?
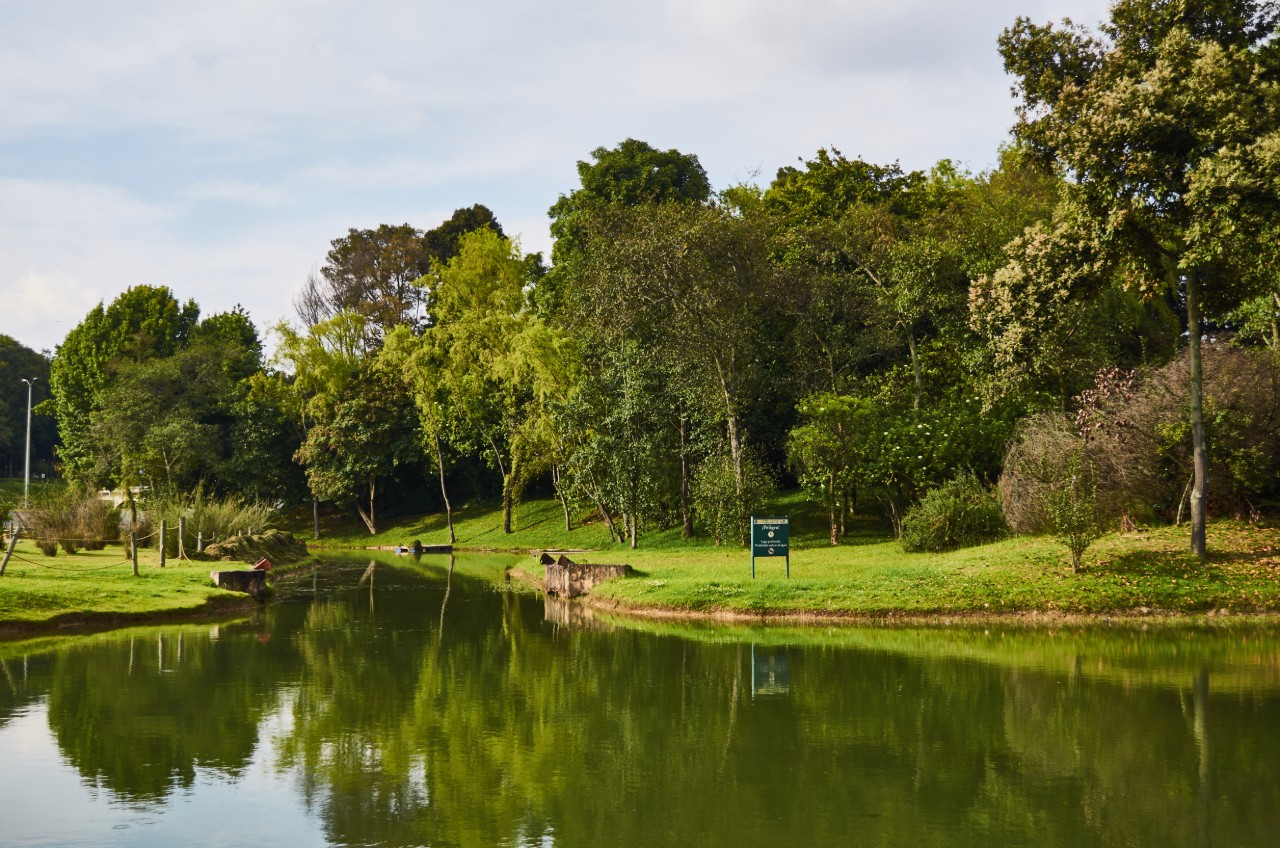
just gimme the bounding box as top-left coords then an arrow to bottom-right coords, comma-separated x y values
145,487 -> 278,553
18,487 -> 121,556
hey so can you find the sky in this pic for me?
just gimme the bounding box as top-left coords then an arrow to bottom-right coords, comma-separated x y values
0,0 -> 1112,355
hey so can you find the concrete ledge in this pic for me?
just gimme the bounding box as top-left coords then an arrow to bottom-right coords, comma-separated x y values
542,554 -> 631,598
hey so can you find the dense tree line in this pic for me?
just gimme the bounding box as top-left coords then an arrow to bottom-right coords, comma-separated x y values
22,2 -> 1280,554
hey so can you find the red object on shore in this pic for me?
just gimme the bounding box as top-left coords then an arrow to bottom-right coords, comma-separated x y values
254,558 -> 273,571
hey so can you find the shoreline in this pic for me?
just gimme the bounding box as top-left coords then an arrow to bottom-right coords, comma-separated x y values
574,593 -> 1280,629
0,594 -> 260,640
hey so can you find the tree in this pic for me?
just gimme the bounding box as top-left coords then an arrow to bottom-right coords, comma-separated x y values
296,210 -> 505,334
788,393 -> 874,545
294,361 -> 419,535
296,224 -> 435,333
380,326 -> 459,543
432,229 -> 563,534
998,0 -> 1280,558
548,138 -> 711,267
85,314 -> 267,497
50,286 -> 200,482
570,202 -> 787,520
0,335 -> 54,479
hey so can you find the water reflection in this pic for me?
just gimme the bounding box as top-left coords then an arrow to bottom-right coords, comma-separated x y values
0,552 -> 1277,848
751,645 -> 790,697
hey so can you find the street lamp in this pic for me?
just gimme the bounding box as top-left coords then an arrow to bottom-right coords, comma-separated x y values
21,377 -> 37,509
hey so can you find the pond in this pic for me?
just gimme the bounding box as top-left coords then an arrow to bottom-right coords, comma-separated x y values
1,551 -> 1278,847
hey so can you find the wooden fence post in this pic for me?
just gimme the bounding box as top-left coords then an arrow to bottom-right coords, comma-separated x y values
159,520 -> 167,568
178,517 -> 186,559
131,532 -> 139,576
196,531 -> 203,553
0,530 -> 17,576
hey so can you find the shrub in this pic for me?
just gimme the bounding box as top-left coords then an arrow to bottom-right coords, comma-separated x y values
1001,344 -> 1280,531
19,486 -> 118,556
1048,449 -> 1105,572
693,451 -> 773,546
901,472 -> 1008,553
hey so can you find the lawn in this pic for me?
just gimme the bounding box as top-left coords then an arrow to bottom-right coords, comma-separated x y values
0,537 -> 254,632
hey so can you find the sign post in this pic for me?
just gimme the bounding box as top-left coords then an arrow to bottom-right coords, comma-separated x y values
750,516 -> 790,579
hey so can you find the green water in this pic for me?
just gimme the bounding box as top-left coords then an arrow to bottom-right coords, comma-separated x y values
1,551 -> 1278,847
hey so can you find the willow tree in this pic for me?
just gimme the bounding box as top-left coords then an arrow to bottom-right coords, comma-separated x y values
432,229 -> 569,534
998,0 -> 1280,558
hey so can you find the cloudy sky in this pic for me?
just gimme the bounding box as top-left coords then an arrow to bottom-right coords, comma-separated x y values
0,0 -> 1110,354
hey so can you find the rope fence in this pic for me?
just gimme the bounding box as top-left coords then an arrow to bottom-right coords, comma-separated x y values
0,524 -> 257,576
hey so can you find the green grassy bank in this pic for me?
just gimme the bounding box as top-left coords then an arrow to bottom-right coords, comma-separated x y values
307,493 -> 1280,618
0,539 -> 258,635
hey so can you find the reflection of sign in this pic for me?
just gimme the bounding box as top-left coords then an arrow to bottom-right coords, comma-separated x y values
752,645 -> 791,697
750,516 -> 790,578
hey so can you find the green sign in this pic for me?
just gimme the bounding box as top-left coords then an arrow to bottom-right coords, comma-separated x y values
750,516 -> 789,579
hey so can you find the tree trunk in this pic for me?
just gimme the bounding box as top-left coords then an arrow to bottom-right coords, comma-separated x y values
1272,292 -> 1279,351
829,472 -> 839,546
356,477 -> 377,535
432,433 -> 455,544
502,473 -> 513,535
679,409 -> 693,539
628,512 -> 637,550
715,353 -> 745,494
906,326 -> 922,410
553,464 -> 571,532
585,471 -> 624,543
1187,269 -> 1208,560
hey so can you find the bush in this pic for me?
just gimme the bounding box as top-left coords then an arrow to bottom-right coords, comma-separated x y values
901,472 -> 1008,553
19,486 -> 120,556
1001,344 -> 1280,531
693,451 -> 773,547
1048,449 -> 1105,573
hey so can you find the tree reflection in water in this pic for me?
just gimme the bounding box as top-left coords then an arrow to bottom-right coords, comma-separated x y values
2,555 -> 1277,848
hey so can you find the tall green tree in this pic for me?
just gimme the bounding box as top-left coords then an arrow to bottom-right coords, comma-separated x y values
50,286 -> 200,483
998,0 -> 1280,558
432,229 -> 565,534
380,325 -> 459,543
296,208 -> 504,334
85,312 -> 268,497
548,138 -> 711,265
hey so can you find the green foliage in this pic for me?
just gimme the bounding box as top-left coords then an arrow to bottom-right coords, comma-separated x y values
900,472 -> 1008,553
788,392 -> 874,544
764,148 -> 937,222
294,363 -> 419,534
50,286 -> 200,481
0,335 -> 55,477
1048,450 -> 1106,574
692,451 -> 773,547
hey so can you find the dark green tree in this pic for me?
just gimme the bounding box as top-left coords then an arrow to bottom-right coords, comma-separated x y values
294,361 -> 420,534
0,335 -> 54,479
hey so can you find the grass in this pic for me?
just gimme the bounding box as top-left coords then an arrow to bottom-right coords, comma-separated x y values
585,520 -> 1280,617
297,491 -> 1280,617
0,538 -> 256,633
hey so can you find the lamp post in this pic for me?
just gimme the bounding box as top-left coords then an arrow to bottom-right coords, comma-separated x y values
21,378 -> 37,509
